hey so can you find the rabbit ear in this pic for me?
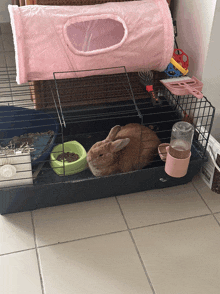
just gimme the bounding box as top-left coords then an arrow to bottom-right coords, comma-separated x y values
111,138 -> 130,153
106,125 -> 121,141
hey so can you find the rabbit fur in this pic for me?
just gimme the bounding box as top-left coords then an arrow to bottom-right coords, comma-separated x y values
87,123 -> 161,177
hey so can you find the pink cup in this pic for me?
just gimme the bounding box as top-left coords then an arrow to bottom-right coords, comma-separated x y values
165,146 -> 191,178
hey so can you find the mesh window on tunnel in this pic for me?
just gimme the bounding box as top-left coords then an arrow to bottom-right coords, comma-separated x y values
64,16 -> 127,55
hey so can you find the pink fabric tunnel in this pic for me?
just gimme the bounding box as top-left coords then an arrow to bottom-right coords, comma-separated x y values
8,0 -> 174,84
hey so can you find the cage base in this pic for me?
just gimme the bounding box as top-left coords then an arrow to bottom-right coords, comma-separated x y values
0,93 -> 208,214
0,156 -> 205,215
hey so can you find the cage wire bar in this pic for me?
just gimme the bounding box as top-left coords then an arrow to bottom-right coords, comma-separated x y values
52,66 -> 143,125
51,66 -> 145,176
0,63 -> 60,189
0,60 -> 215,191
52,67 -> 215,169
161,86 -> 215,158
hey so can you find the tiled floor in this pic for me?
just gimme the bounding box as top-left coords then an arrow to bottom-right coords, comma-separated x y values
1,22 -> 220,294
1,175 -> 220,294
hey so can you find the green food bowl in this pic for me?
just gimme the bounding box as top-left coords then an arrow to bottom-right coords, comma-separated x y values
50,141 -> 87,176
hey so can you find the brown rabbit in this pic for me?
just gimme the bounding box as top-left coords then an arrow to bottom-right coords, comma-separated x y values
87,123 -> 161,177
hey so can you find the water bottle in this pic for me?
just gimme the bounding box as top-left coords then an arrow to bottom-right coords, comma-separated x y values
169,121 -> 194,159
165,121 -> 194,178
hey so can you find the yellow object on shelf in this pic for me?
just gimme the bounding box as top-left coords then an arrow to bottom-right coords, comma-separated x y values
170,58 -> 189,76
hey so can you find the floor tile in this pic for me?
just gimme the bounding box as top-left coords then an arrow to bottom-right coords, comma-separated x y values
2,33 -> 14,51
33,197 -> 127,247
10,83 -> 32,98
0,79 -> 13,105
0,211 -> 35,255
0,80 -> 10,93
132,215 -> 220,294
215,212 -> 220,224
11,83 -> 31,94
12,96 -> 35,108
0,250 -> 42,294
117,182 -> 210,229
38,231 -> 153,294
0,38 -> 4,52
0,53 -> 7,67
192,173 -> 220,213
0,98 -> 12,106
5,52 -> 15,67
10,86 -> 33,107
0,23 -> 12,35
0,66 -> 13,78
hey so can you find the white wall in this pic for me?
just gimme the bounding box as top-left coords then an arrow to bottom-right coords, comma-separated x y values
202,0 -> 220,141
172,0 -> 217,81
0,0 -> 11,23
172,0 -> 220,141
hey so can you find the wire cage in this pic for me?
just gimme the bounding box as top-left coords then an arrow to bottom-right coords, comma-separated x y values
0,62 -> 215,214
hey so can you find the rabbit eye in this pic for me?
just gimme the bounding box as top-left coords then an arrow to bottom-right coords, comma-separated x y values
99,154 -> 103,157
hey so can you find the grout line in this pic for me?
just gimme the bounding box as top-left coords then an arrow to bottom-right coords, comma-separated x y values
0,228 -> 128,256
0,212 -> 214,258
36,229 -> 129,250
213,214 -> 220,227
115,196 -> 156,294
0,247 -> 35,257
1,213 -> 216,257
192,179 -> 220,228
192,179 -> 215,214
130,213 -> 213,231
31,211 -> 45,294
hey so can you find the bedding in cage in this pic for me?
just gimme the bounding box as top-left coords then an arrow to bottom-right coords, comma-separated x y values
8,0 -> 174,85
